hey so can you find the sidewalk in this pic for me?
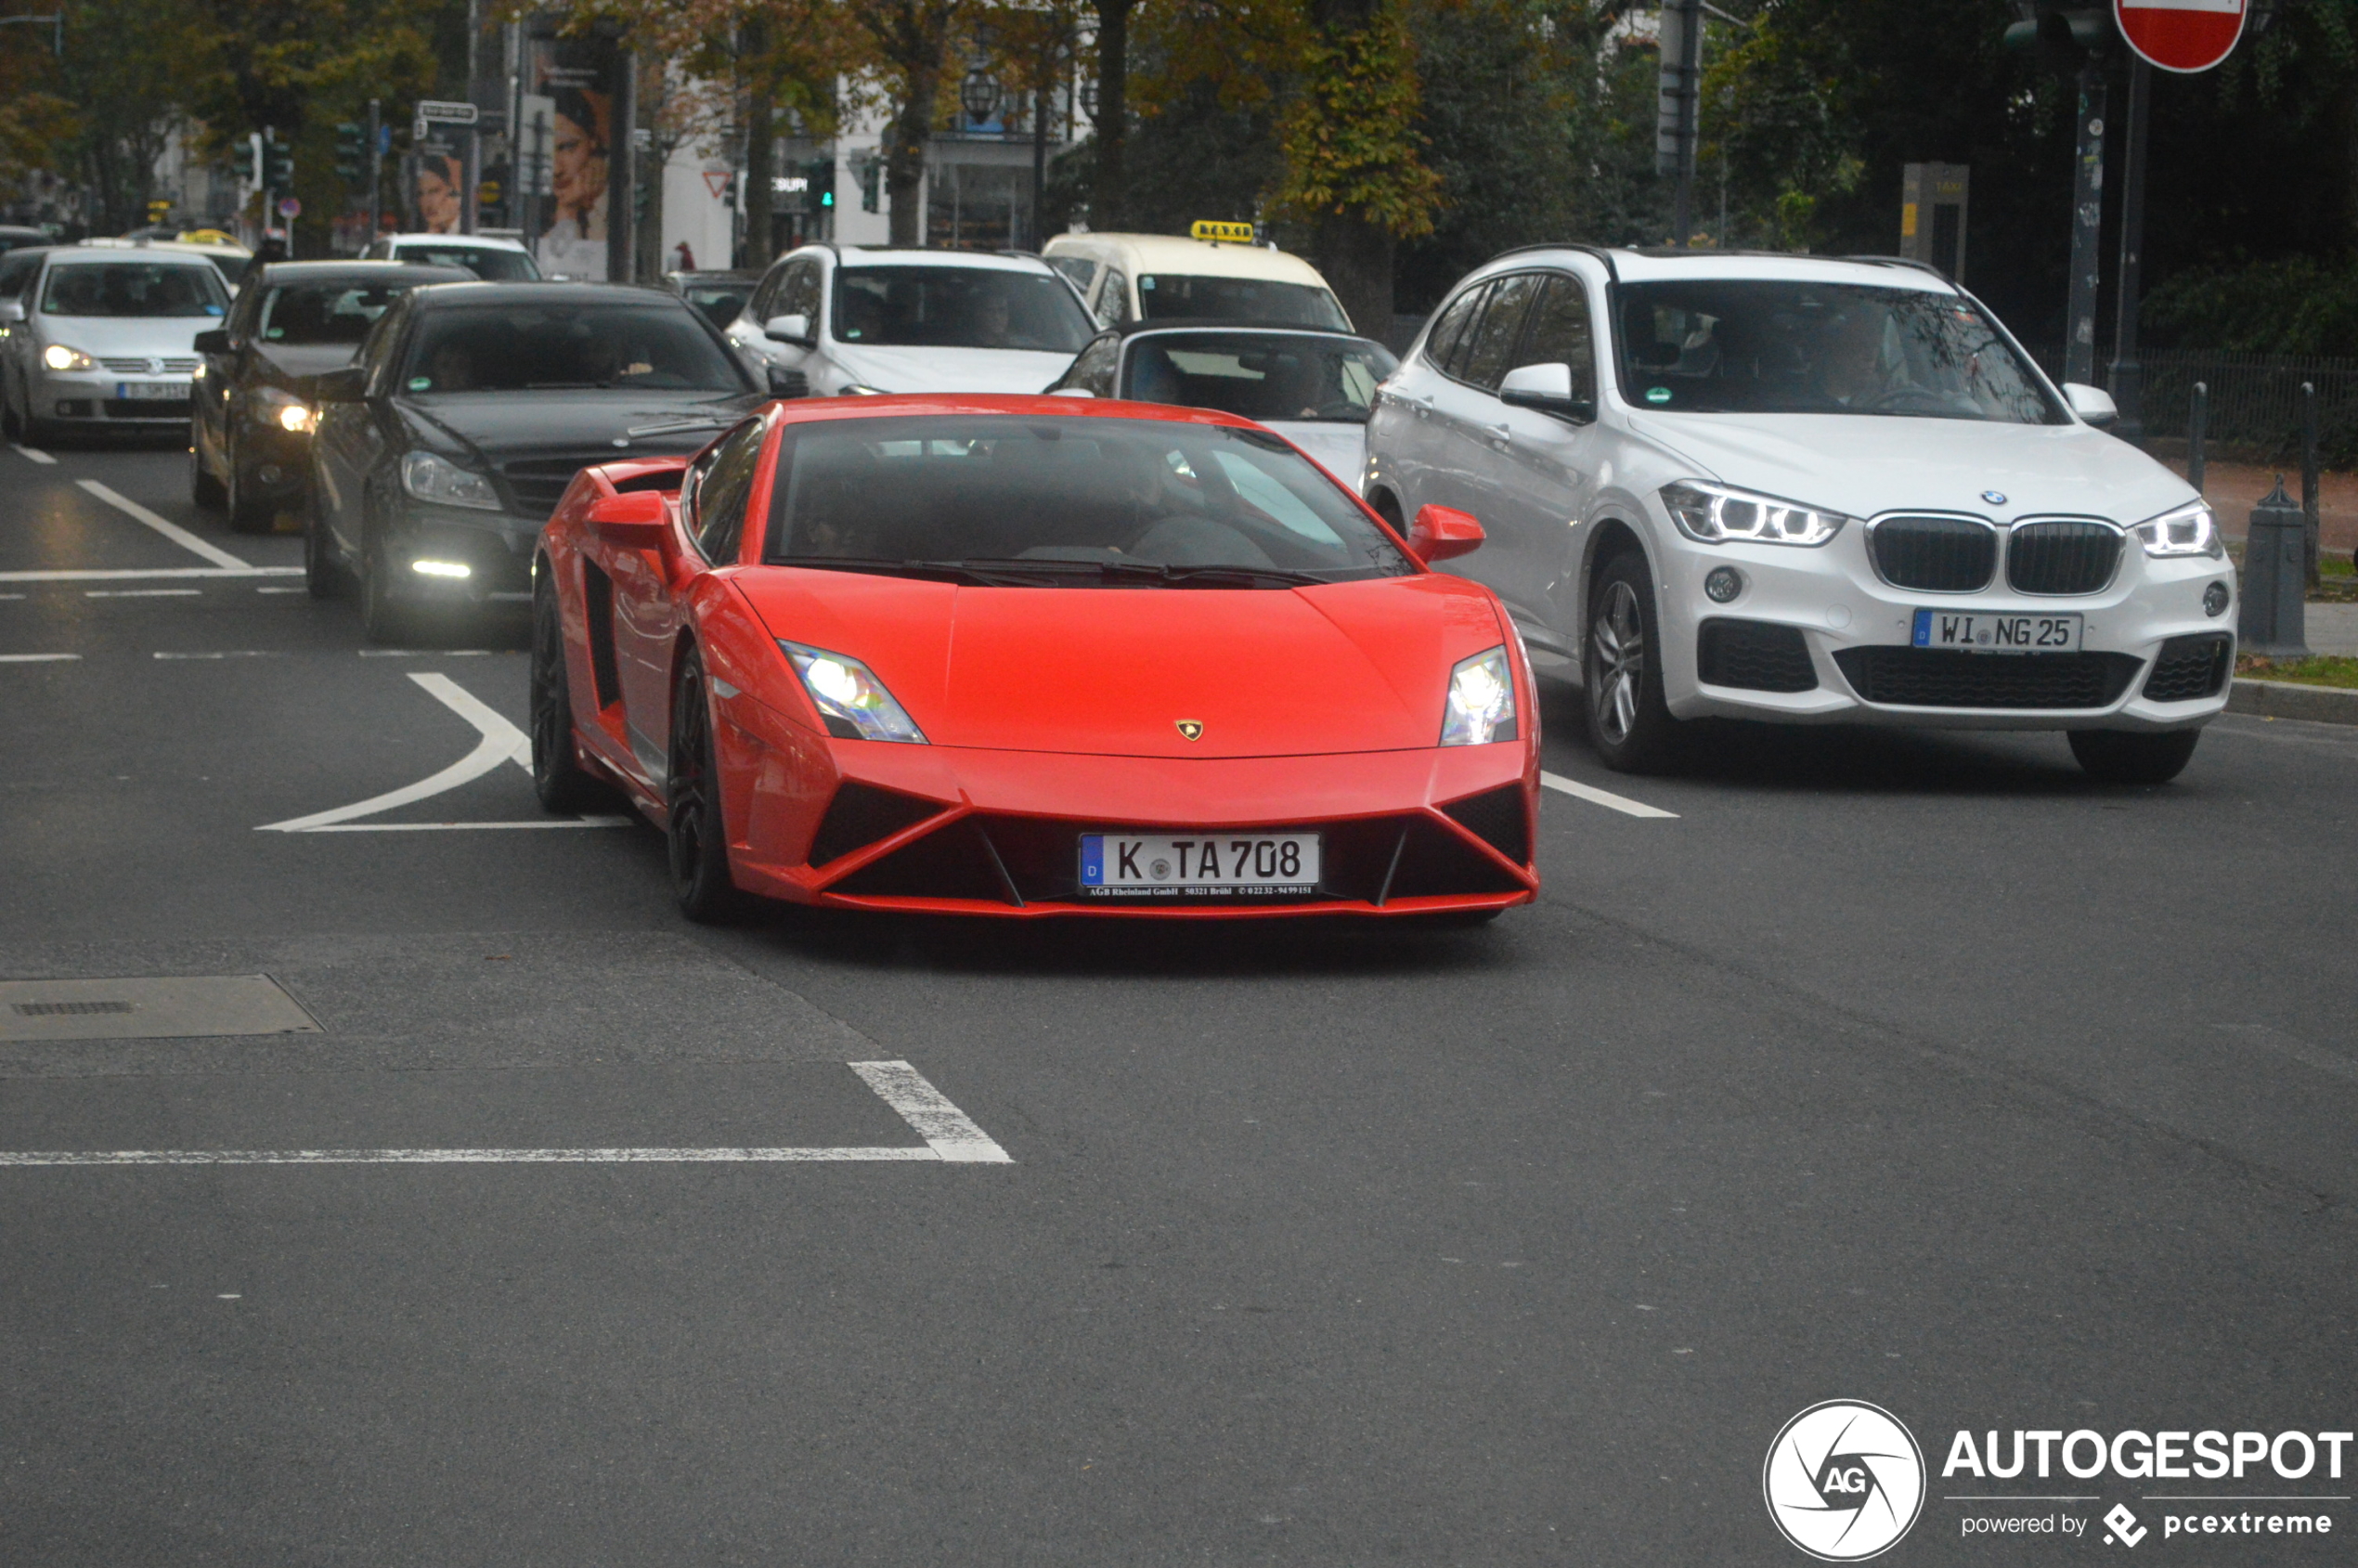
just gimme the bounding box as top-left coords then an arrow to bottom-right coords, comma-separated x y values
2158,458 -> 2358,552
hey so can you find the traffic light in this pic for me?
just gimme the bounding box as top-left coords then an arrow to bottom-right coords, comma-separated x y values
334,122 -> 366,183
261,132 -> 293,190
804,158 -> 835,213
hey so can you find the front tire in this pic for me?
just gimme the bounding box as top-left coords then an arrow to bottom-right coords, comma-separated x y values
2068,728 -> 2200,784
1584,551 -> 1683,772
529,570 -> 612,814
2,373 -> 23,441
225,427 -> 273,532
667,648 -> 755,924
359,534 -> 411,645
190,436 -> 227,508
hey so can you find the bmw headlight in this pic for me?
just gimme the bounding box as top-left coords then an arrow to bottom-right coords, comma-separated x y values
779,641 -> 926,744
400,450 -> 502,511
1662,480 -> 1846,547
1440,646 -> 1517,746
2131,499 -> 2224,559
250,384 -> 315,434
41,343 -> 94,372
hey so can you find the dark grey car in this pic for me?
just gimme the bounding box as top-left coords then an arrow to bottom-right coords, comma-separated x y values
305,281 -> 780,641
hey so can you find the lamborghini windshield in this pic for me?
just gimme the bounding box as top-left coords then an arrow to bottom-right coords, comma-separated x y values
1613,280 -> 2064,423
762,415 -> 1412,586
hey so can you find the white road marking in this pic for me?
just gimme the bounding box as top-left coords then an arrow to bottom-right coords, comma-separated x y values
0,1061 -> 1014,1167
0,593 -> 23,600
1541,771 -> 1679,819
10,443 -> 54,464
356,648 -> 495,657
257,670 -> 621,834
0,653 -> 79,663
154,650 -> 281,660
89,589 -> 201,598
255,587 -> 305,594
0,567 -> 301,584
74,479 -> 251,570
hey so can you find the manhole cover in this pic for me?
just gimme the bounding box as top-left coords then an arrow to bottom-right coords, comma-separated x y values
0,977 -> 320,1041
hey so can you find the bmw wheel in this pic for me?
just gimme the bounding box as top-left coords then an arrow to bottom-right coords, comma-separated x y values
529,570 -> 613,814
2068,728 -> 2200,784
667,647 -> 754,923
1585,551 -> 1683,773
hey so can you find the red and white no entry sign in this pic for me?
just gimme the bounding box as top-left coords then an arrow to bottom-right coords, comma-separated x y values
2114,0 -> 2247,74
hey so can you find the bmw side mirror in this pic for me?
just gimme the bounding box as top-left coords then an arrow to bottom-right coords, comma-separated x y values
2061,382 -> 2118,427
314,366 -> 368,402
767,364 -> 809,399
1406,503 -> 1484,565
764,312 -> 813,345
1498,361 -> 1595,422
193,329 -> 231,355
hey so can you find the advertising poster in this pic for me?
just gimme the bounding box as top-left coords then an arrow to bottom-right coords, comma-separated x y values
525,33 -> 617,279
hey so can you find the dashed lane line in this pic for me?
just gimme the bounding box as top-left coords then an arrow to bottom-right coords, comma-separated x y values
1542,771 -> 1679,820
90,589 -> 201,598
0,567 -> 301,584
74,479 -> 251,571
155,650 -> 282,660
0,653 -> 79,663
0,1060 -> 1014,1167
258,669 -> 628,834
9,443 -> 54,465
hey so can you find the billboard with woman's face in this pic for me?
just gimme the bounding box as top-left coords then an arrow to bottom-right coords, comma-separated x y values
415,153 -> 463,234
527,35 -> 616,279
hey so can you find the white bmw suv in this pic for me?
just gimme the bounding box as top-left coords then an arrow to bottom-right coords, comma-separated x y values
1362,247 -> 2235,784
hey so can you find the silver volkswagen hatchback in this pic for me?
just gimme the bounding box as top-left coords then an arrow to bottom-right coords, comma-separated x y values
0,248 -> 228,445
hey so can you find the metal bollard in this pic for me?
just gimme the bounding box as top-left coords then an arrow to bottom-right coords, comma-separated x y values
2188,381 -> 2207,497
2300,381 -> 2321,588
2239,477 -> 2312,658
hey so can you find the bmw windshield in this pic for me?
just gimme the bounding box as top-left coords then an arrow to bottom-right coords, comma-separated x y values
764,415 -> 1412,586
1613,280 -> 2064,423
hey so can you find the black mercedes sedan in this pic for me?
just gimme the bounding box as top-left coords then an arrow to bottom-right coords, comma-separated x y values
305,280 -> 786,641
192,261 -> 473,530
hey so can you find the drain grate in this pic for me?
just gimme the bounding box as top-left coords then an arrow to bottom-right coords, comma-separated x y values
0,976 -> 320,1041
13,1001 -> 136,1017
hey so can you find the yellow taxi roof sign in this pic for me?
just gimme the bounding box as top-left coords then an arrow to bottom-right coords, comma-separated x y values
176,228 -> 239,247
1189,219 -> 1257,245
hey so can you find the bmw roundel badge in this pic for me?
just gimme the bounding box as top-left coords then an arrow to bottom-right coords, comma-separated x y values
1981,489 -> 2007,506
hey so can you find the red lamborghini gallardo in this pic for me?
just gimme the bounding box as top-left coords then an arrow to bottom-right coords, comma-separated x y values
530,395 -> 1539,921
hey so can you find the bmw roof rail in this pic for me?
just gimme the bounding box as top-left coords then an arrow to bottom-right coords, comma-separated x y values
1841,253 -> 1958,284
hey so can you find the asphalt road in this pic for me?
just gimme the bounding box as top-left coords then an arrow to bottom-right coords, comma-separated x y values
3,435 -> 2354,1566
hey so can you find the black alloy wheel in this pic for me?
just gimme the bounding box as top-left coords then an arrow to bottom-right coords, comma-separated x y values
301,482 -> 345,599
529,571 -> 613,814
224,425 -> 273,532
1585,551 -> 1683,772
2067,728 -> 2201,785
667,647 -> 754,924
1,372 -> 21,441
358,532 -> 411,645
189,433 -> 226,508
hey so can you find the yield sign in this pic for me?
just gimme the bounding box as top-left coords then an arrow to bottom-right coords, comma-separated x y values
703,170 -> 733,201
2114,0 -> 2247,73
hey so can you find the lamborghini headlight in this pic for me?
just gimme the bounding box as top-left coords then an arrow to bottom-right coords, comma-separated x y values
41,343 -> 94,372
780,641 -> 926,743
1440,645 -> 1517,746
2131,499 -> 2224,559
400,450 -> 502,511
1662,480 -> 1846,546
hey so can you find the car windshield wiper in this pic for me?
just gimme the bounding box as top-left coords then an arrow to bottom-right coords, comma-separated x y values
626,415 -> 737,437
1087,559 -> 1333,589
767,556 -> 1056,588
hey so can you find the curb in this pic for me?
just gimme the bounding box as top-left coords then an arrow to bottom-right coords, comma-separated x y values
2225,678 -> 2358,726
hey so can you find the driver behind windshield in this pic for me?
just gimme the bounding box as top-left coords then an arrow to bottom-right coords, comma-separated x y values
1809,305 -> 1897,410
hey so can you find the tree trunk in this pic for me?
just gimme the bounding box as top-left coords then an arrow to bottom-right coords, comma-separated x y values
637,58 -> 667,280
1312,213 -> 1394,339
1092,0 -> 1131,229
742,51 -> 775,268
884,58 -> 939,246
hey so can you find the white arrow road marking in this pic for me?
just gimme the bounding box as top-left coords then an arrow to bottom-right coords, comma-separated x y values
259,670 -> 628,833
0,1061 -> 1014,1166
75,480 -> 252,571
1541,771 -> 1679,819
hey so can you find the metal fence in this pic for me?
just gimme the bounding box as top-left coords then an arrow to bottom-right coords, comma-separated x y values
2028,346 -> 2358,462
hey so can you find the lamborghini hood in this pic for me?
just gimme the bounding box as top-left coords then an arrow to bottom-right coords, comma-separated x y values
730,570 -> 1509,758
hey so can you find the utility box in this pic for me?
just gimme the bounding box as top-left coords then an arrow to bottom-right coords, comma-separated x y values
2239,479 -> 2312,658
1900,162 -> 1970,282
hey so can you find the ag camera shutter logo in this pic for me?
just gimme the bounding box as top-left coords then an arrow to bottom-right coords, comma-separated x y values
1764,1400 -> 1926,1561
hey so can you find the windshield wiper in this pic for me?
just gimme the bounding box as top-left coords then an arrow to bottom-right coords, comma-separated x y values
626,415 -> 737,437
1088,560 -> 1332,589
767,556 -> 1056,587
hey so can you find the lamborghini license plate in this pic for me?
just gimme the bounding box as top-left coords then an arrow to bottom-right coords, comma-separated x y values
1079,833 -> 1321,897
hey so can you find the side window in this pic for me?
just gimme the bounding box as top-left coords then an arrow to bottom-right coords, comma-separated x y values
747,263 -> 786,325
1094,267 -> 1129,328
1457,273 -> 1541,392
1519,273 -> 1596,400
1063,333 -> 1120,397
1422,283 -> 1486,371
779,258 -> 822,324
693,420 -> 768,564
357,296 -> 411,395
1049,255 -> 1095,292
0,252 -> 39,300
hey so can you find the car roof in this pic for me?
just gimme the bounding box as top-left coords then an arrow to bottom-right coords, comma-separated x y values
1043,233 -> 1335,288
48,245 -> 221,268
817,246 -> 1059,275
768,391 -> 1264,433
1107,318 -> 1373,343
405,279 -> 693,309
382,233 -> 531,253
671,269 -> 758,283
1481,242 -> 1960,294
252,261 -> 477,286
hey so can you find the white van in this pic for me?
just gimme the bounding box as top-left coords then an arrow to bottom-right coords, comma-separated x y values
1043,228 -> 1354,333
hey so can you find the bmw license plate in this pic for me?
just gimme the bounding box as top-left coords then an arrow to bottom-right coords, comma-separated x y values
1079,833 -> 1321,898
1912,609 -> 2082,654
115,381 -> 189,400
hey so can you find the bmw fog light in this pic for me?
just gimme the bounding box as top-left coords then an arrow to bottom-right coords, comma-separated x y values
1704,565 -> 1743,603
410,559 -> 472,578
1440,646 -> 1517,745
2204,580 -> 2230,617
